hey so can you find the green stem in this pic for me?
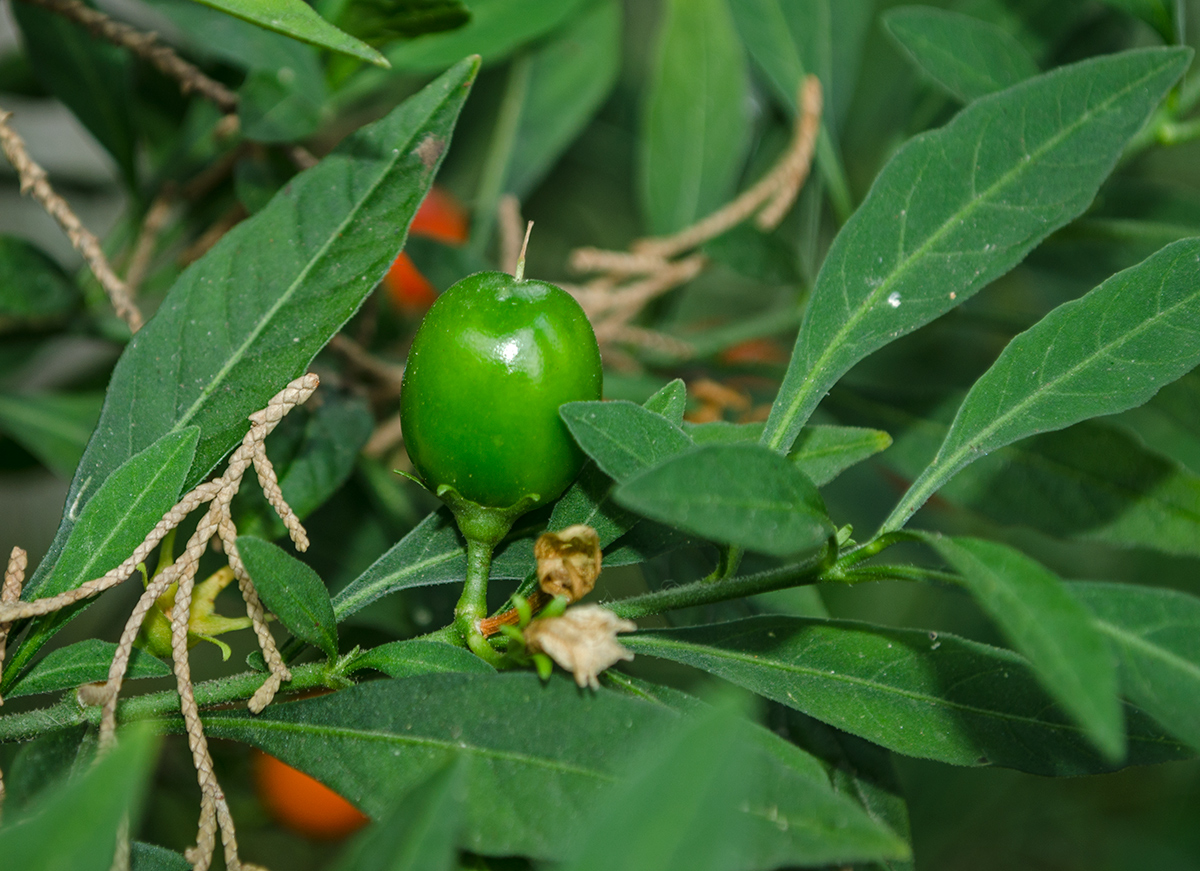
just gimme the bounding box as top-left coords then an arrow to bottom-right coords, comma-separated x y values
830,563 -> 961,585
455,535 -> 503,663
834,530 -> 922,570
468,52 -> 532,260
609,548 -> 832,621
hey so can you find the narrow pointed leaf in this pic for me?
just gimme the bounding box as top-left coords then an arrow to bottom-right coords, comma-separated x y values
762,46 -> 1192,455
887,236 -> 1200,530
790,424 -> 892,486
5,639 -> 170,700
131,843 -> 191,871
614,443 -> 833,556
25,59 -> 477,608
188,0 -> 389,65
883,7 -> 1039,102
239,536 -> 337,659
0,427 -> 199,694
927,535 -> 1123,760
560,400 -> 694,482
625,616 -> 1192,775
643,378 -> 688,425
1070,581 -> 1200,752
202,673 -> 906,866
349,639 -> 494,678
0,724 -> 158,871
641,0 -> 751,234
560,698 -> 908,871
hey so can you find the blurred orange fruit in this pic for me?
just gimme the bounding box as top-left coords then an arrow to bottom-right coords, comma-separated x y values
384,186 -> 470,314
252,750 -> 369,840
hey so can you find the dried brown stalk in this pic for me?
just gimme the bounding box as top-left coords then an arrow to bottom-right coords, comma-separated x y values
0,109 -> 144,332
329,334 -> 405,391
564,76 -> 822,360
1,375 -> 318,871
124,189 -> 176,295
16,0 -> 238,113
498,194 -> 525,276
363,413 -> 405,460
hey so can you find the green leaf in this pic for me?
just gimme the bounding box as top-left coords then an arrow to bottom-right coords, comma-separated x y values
187,0 -> 389,65
641,0 -> 751,234
504,0 -> 621,198
239,65 -> 325,142
614,443 -> 833,556
331,508 -> 539,621
883,7 -> 1039,103
887,237 -> 1200,531
790,424 -> 892,486
1100,0 -> 1180,42
12,0 -> 137,184
131,843 -> 192,871
350,639 -> 494,678
560,400 -> 694,482
625,616 -> 1192,775
643,378 -> 688,424
239,536 -> 337,659
0,724 -> 158,871
0,427 -> 199,694
762,47 -> 1193,455
6,639 -> 171,699
0,392 -> 102,479
2,727 -> 88,812
333,761 -> 465,871
25,59 -> 477,613
386,0 -> 588,71
334,0 -> 470,45
0,237 -> 78,327
202,673 -> 906,866
683,420 -> 764,444
560,695 -> 908,871
927,535 -> 1123,761
1070,581 -> 1200,752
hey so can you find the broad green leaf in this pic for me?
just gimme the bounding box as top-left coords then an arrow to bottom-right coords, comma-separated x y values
25,59 -> 477,613
1100,0 -> 1181,42
12,0 -> 136,183
762,47 -> 1192,456
0,427 -> 199,694
188,0 -> 388,65
331,508 -> 541,621
560,696 -> 908,871
239,536 -> 337,659
386,0 -> 588,71
641,0 -> 751,234
886,237 -> 1200,531
614,443 -> 833,556
683,420 -> 764,444
239,65 -> 325,142
560,400 -> 694,482
504,0 -> 621,198
202,673 -> 905,865
5,639 -> 170,699
883,7 -> 1039,103
333,762 -> 465,871
790,424 -> 892,486
927,535 -> 1123,760
625,617 -> 1192,775
1071,581 -> 1200,752
0,392 -> 102,479
643,378 -> 688,425
334,0 -> 470,45
0,237 -> 78,327
1118,368 -> 1200,474
131,843 -> 192,871
350,639 -> 494,678
0,724 -> 158,871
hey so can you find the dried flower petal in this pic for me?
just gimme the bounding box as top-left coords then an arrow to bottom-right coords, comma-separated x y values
523,604 -> 635,689
534,524 -> 601,603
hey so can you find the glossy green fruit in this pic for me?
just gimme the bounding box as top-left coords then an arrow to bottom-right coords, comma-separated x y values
400,271 -> 603,509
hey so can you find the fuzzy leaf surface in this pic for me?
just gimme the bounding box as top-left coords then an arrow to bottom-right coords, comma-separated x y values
239,536 -> 337,659
6,639 -> 171,699
625,617 -> 1192,775
762,47 -> 1192,454
187,0 -> 388,65
560,400 -> 694,482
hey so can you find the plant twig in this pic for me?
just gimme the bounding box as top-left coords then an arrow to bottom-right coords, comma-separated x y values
15,0 -> 238,113
328,334 -> 405,390
124,188 -> 176,295
498,194 -> 524,276
0,108 -> 144,331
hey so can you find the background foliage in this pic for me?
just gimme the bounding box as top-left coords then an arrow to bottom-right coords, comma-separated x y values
2,0 -> 1200,869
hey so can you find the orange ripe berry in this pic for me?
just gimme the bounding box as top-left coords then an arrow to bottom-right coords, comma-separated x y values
384,252 -> 438,313
410,185 -> 469,245
252,750 -> 369,840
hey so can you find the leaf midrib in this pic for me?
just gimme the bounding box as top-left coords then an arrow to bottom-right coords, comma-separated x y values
767,53 -> 1177,451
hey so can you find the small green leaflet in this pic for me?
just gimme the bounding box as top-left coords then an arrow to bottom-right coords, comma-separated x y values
187,0 -> 389,65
